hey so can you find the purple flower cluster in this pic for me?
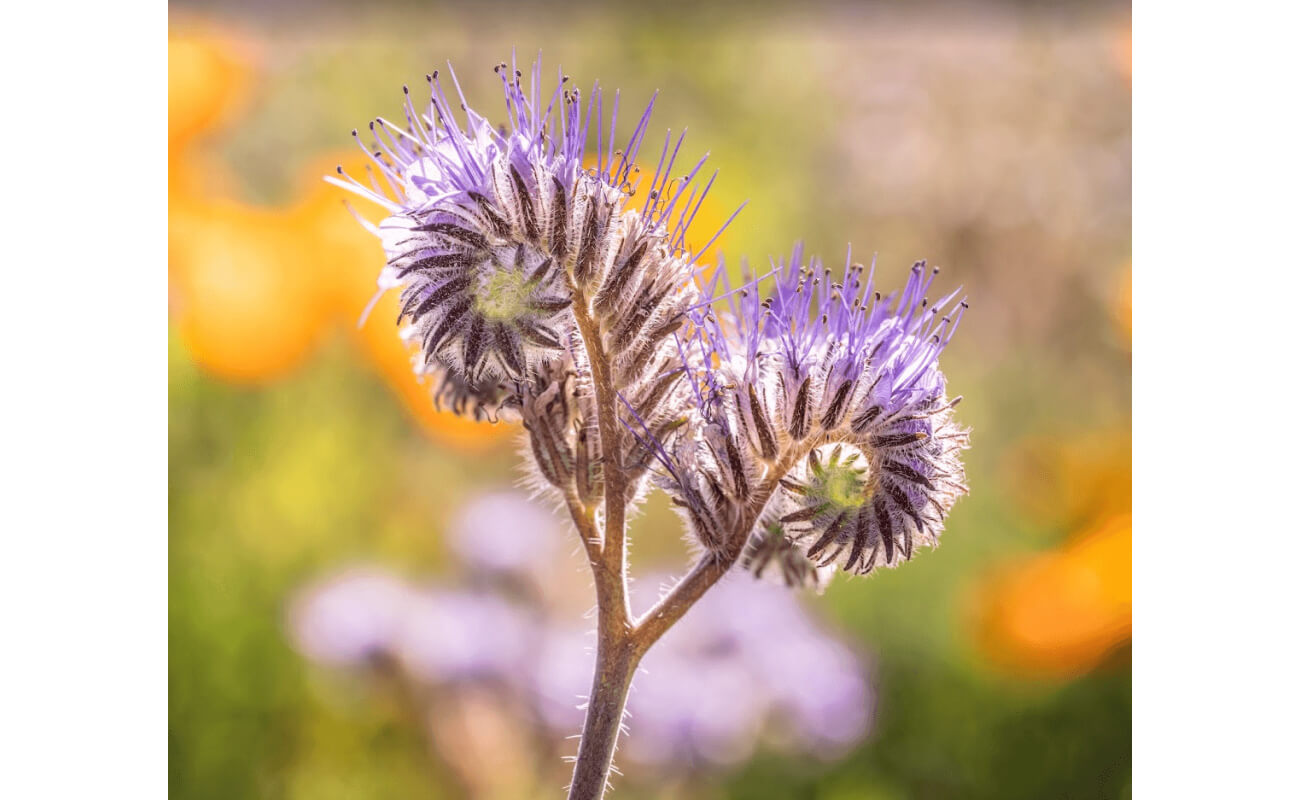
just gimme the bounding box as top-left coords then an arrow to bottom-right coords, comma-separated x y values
288,492 -> 871,770
334,55 -> 970,586
329,52 -> 973,800
635,245 -> 971,581
329,55 -> 732,431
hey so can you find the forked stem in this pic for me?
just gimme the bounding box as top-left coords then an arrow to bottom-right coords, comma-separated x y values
562,296 -> 800,799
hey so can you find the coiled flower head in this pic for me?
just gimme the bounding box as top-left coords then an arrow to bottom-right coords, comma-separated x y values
640,245 -> 970,581
329,56 -> 735,421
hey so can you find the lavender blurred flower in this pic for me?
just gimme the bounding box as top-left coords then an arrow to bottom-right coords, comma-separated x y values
398,589 -> 535,684
289,567 -> 537,685
290,492 -> 871,775
448,490 -> 566,585
288,568 -> 412,666
533,574 -> 871,768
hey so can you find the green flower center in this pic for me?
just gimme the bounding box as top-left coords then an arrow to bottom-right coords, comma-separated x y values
820,466 -> 866,510
803,445 -> 871,513
475,269 -> 533,322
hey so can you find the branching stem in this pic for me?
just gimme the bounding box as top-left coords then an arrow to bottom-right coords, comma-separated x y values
632,449 -> 800,648
562,291 -> 808,800
564,291 -> 634,800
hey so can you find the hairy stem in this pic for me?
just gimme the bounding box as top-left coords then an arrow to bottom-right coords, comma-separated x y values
562,488 -> 602,565
566,635 -> 642,800
566,291 -> 635,799
633,450 -> 802,649
570,292 -> 631,622
561,293 -> 805,798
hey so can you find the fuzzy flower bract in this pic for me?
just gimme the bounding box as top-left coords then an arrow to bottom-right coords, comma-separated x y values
328,56 -> 735,424
634,245 -> 971,581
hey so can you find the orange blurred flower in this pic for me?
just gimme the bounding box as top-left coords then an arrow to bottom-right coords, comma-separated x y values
1111,21 -> 1132,80
170,198 -> 331,382
167,25 -> 510,449
168,27 -> 322,383
1111,262 -> 1132,343
982,425 -> 1131,679
168,28 -> 254,198
971,514 -> 1131,679
1000,430 -> 1131,534
168,29 -> 252,147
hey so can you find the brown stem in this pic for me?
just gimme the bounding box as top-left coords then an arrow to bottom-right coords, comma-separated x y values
565,635 -> 642,800
632,449 -> 804,650
562,488 -> 603,567
564,290 -> 636,799
569,291 -> 631,623
559,283 -> 808,797
560,478 -> 637,800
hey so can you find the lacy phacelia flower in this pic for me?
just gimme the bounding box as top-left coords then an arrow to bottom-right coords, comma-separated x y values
643,245 -> 970,578
329,57 -> 732,425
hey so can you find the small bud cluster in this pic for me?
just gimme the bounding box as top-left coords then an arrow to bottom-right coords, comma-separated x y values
742,515 -> 836,592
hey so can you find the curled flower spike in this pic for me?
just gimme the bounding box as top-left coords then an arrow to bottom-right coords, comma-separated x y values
646,245 -> 970,576
329,55 -> 738,420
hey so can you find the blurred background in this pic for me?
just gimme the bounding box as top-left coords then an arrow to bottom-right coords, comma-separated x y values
169,2 -> 1131,798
